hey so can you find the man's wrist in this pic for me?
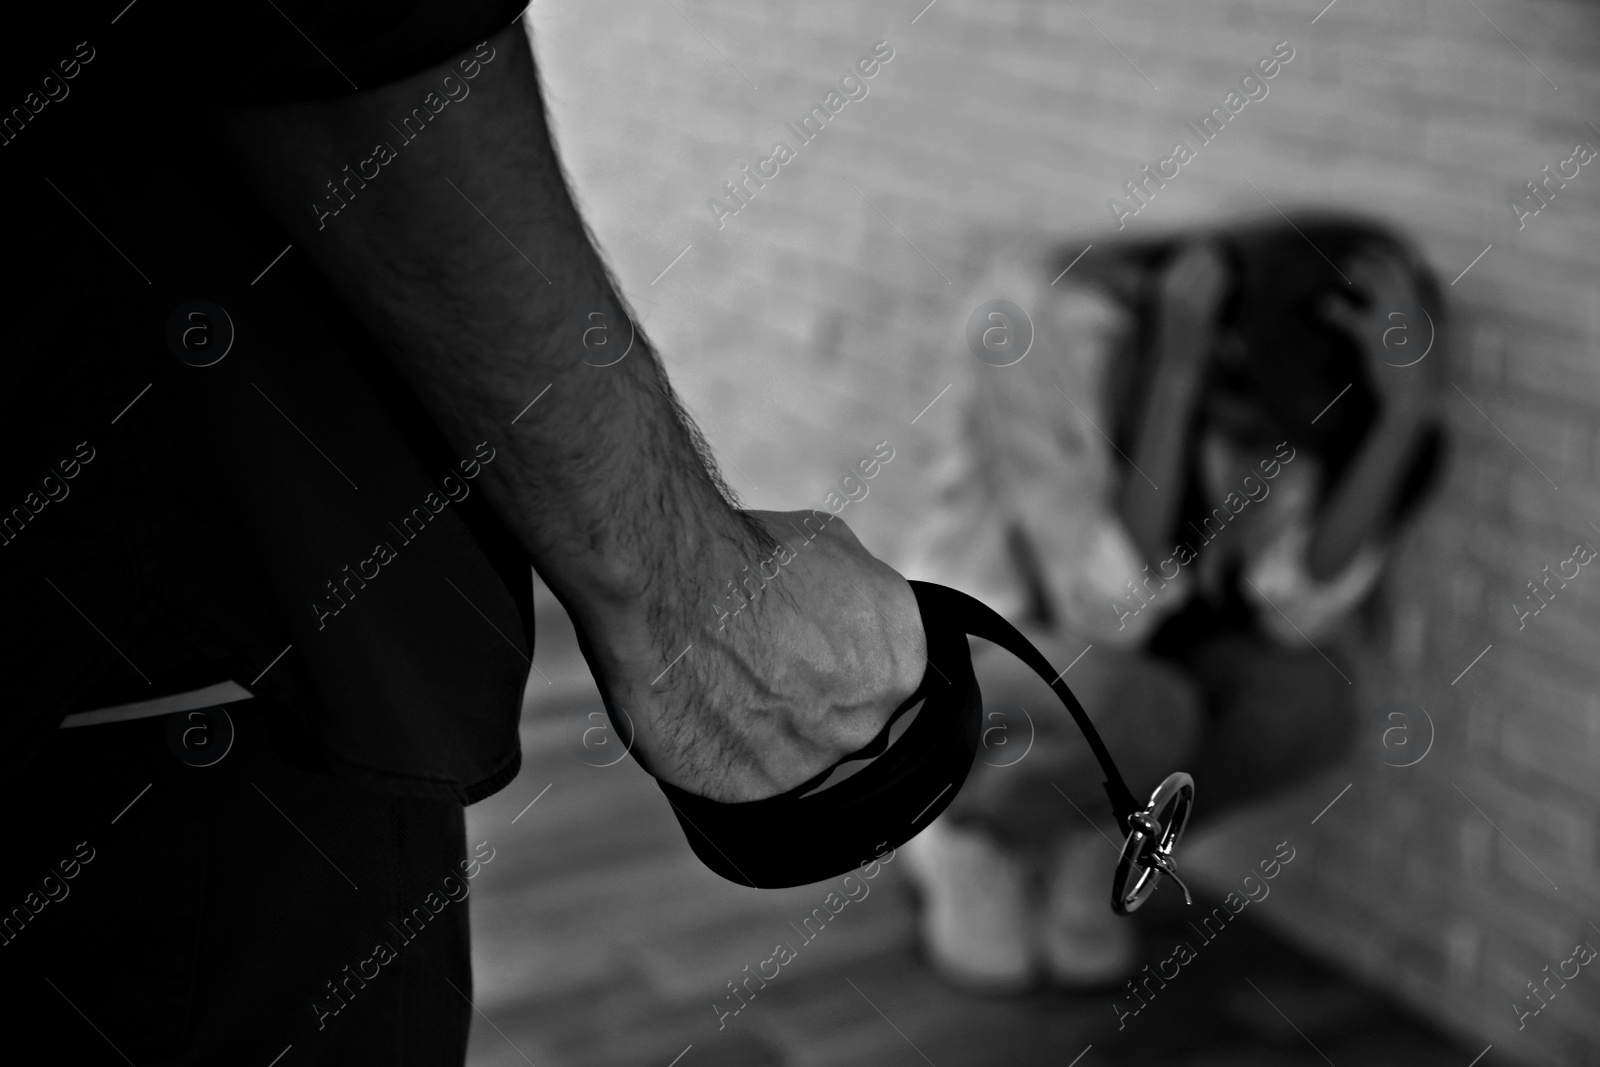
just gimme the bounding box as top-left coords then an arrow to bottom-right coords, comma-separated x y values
558,473 -> 757,651
488,350 -> 750,645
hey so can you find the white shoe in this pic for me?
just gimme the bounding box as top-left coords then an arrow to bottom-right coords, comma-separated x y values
1040,831 -> 1140,989
902,818 -> 1037,994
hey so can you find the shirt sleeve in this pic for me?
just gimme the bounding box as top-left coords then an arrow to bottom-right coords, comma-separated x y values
145,0 -> 529,104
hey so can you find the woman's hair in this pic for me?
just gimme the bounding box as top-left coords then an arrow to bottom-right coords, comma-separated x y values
1088,212 -> 1447,527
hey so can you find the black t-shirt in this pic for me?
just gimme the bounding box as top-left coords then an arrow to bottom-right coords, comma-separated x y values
0,1 -> 535,803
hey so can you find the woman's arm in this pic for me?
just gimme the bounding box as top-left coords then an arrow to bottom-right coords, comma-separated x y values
1308,252 -> 1439,580
1117,243 -> 1227,566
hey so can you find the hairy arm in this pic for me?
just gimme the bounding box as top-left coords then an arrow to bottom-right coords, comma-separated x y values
212,21 -> 924,800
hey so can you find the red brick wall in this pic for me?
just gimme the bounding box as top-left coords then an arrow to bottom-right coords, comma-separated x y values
528,1 -> 1600,1061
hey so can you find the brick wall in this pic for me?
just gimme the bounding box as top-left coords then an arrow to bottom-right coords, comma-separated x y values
527,1 -> 1600,1061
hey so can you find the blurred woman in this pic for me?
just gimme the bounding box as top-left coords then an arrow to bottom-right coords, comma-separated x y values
898,216 -> 1447,993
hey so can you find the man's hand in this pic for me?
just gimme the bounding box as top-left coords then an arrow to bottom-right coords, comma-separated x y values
576,509 -> 927,803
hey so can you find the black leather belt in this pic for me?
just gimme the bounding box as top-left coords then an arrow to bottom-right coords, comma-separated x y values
655,581 -> 1195,914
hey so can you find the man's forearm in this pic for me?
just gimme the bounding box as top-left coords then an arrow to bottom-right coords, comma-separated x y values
213,23 -> 754,641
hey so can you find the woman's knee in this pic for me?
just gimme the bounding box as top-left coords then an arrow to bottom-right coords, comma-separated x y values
1199,647 -> 1360,795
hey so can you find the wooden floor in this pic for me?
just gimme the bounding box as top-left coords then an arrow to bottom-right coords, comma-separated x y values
460,582 -> 1474,1067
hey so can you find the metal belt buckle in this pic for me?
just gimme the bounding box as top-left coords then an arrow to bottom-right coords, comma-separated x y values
1113,770 -> 1195,914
